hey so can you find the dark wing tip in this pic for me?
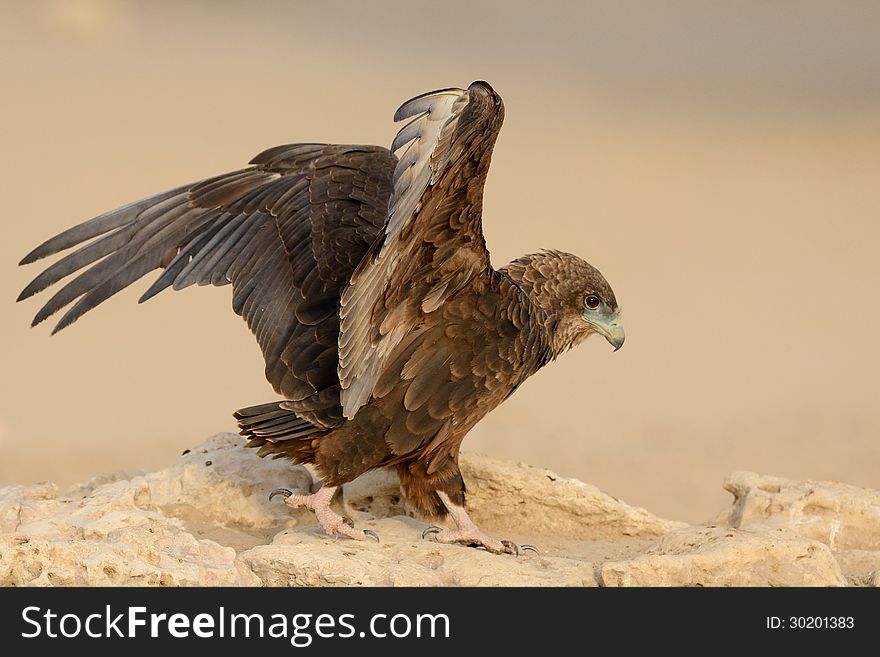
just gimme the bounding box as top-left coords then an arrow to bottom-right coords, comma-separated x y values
30,308 -> 51,328
16,286 -> 35,303
138,275 -> 171,304
30,303 -> 57,329
19,245 -> 48,266
50,304 -> 85,335
49,318 -> 74,335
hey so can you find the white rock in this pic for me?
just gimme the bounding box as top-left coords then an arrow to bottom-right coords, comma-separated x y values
138,434 -> 315,530
4,433 -> 873,587
717,470 -> 880,551
240,517 -> 597,587
601,525 -> 847,587
825,549 -> 879,587
1,434 -> 645,586
343,452 -> 685,540
0,479 -> 258,586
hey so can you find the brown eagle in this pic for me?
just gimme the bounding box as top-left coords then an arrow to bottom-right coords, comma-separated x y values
18,82 -> 624,554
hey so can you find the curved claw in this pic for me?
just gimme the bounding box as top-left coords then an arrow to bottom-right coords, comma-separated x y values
500,539 -> 520,556
421,526 -> 442,541
268,488 -> 292,502
269,487 -> 310,503
521,544 -> 540,555
363,529 -> 380,543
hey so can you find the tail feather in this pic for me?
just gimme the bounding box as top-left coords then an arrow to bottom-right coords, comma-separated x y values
235,401 -> 318,437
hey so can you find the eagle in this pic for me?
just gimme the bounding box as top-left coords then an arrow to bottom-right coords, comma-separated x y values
18,81 -> 624,554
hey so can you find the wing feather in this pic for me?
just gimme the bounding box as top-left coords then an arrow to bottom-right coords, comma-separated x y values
19,143 -> 395,428
19,186 -> 188,265
17,224 -> 138,302
338,81 -> 505,419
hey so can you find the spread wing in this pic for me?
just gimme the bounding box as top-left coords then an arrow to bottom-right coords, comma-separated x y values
18,144 -> 395,428
338,81 -> 505,418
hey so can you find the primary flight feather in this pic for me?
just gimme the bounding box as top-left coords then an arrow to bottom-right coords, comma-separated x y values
18,81 -> 624,553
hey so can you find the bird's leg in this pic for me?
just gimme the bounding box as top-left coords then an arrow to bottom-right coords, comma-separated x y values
421,491 -> 537,555
269,484 -> 379,542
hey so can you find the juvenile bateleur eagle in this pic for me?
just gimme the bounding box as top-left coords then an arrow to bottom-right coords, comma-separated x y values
18,82 -> 625,554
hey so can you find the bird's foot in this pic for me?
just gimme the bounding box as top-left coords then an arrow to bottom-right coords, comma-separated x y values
421,526 -> 538,556
269,486 -> 379,542
422,491 -> 539,556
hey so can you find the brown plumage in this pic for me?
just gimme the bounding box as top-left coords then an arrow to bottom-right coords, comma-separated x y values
18,81 -> 625,552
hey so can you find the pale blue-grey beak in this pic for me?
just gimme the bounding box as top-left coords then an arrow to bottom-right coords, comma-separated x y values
587,314 -> 625,351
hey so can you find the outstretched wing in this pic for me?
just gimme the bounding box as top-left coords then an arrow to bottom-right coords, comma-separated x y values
338,81 -> 505,418
18,144 -> 395,427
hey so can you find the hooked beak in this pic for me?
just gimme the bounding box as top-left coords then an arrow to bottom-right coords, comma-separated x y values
588,315 -> 625,351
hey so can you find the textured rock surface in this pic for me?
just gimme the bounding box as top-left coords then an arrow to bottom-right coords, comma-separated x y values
342,452 -> 685,539
242,518 -> 597,586
716,470 -> 880,550
0,434 -> 665,587
0,479 -> 259,586
1,433 -> 877,586
600,525 -> 847,587
714,470 -> 880,586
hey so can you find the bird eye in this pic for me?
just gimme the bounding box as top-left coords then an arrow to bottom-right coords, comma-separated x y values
585,295 -> 601,310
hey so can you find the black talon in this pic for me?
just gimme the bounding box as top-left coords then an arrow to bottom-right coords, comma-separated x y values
422,526 -> 442,541
269,488 -> 292,502
500,539 -> 520,556
363,529 -> 380,543
521,544 -> 540,555
269,487 -> 309,503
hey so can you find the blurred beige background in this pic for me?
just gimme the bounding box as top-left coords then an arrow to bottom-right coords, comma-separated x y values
2,1 -> 878,523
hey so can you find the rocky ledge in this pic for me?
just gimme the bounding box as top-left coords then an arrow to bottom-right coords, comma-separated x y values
1,434 -> 877,586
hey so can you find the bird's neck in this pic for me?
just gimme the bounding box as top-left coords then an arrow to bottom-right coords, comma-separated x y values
500,251 -> 592,360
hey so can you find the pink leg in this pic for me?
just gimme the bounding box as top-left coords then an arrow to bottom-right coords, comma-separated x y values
421,492 -> 537,555
269,485 -> 379,542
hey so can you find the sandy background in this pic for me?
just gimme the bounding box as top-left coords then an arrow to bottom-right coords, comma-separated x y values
1,1 -> 878,523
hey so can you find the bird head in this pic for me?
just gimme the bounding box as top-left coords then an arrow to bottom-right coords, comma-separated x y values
581,287 -> 625,352
503,250 -> 624,357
